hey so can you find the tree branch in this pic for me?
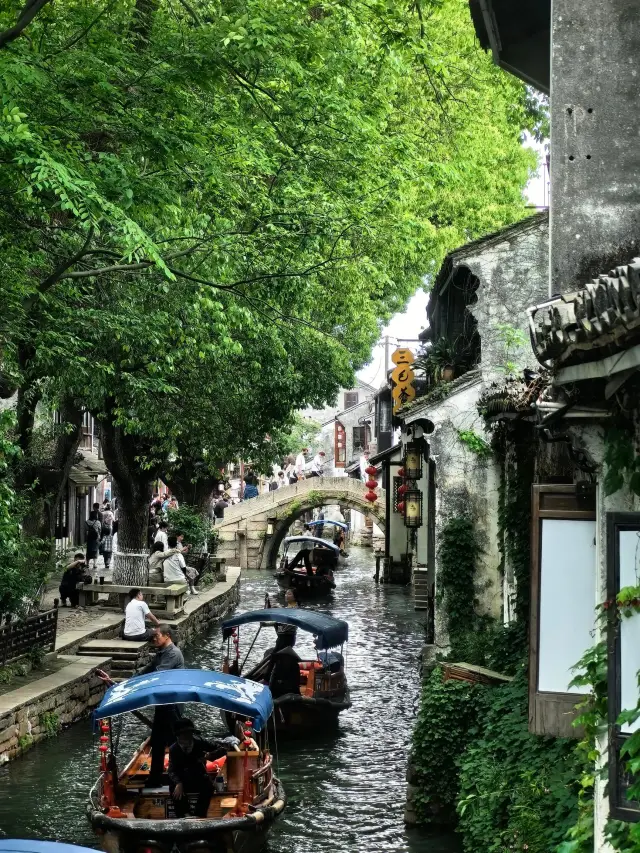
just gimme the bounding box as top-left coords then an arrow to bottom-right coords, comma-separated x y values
0,0 -> 53,50
37,226 -> 95,293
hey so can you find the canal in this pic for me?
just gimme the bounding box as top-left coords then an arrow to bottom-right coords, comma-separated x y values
0,546 -> 459,852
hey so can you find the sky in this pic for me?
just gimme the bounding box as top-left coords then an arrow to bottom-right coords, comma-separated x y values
357,138 -> 547,388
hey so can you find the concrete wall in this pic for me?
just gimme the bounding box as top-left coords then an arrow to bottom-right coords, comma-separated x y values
551,0 -> 640,295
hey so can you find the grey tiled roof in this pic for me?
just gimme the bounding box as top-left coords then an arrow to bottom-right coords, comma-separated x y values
529,258 -> 640,364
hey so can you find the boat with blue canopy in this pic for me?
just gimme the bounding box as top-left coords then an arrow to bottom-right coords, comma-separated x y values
275,535 -> 340,596
0,844 -> 99,853
87,669 -> 285,853
221,607 -> 351,732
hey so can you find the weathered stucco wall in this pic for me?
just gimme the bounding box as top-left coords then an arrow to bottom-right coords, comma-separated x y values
405,373 -> 501,647
459,214 -> 549,383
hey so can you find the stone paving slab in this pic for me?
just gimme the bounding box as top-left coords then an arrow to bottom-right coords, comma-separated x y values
0,655 -> 111,714
55,613 -> 123,653
79,638 -> 148,651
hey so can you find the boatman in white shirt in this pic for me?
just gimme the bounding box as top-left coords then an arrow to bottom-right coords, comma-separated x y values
122,589 -> 160,641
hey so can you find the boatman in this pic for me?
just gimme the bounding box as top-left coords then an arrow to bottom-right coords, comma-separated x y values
167,719 -> 228,818
140,625 -> 185,787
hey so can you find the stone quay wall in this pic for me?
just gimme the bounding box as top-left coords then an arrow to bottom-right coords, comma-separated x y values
0,655 -> 112,764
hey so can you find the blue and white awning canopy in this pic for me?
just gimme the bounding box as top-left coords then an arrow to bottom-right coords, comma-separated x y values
222,608 -> 349,649
0,844 -> 98,853
283,535 -> 340,553
94,669 -> 273,731
307,519 -> 348,530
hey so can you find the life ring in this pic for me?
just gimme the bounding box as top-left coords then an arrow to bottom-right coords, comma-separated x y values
163,754 -> 227,774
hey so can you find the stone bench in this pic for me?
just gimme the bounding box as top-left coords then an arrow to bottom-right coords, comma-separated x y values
76,582 -> 188,617
210,556 -> 227,580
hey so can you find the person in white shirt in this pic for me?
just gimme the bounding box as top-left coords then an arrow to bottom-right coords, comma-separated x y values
123,589 -> 160,641
294,448 -> 308,481
309,451 -> 325,477
154,521 -> 169,549
163,534 -> 199,594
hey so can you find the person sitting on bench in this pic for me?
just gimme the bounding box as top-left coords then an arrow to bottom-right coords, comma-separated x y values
167,719 -> 228,818
122,589 -> 160,641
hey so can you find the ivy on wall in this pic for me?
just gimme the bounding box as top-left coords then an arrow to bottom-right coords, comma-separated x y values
457,429 -> 492,458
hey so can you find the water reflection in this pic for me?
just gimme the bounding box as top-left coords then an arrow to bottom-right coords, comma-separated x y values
0,547 -> 459,852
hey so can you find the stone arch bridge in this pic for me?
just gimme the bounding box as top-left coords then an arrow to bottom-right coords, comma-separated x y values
216,476 -> 386,570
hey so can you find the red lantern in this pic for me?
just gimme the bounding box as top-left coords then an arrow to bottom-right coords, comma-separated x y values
365,465 -> 378,476
365,478 -> 378,489
397,467 -> 405,478
365,490 -> 378,502
398,483 -> 408,496
397,501 -> 405,513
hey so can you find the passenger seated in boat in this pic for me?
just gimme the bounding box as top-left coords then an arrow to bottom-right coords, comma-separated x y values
314,550 -> 335,578
167,719 -> 227,819
267,647 -> 301,699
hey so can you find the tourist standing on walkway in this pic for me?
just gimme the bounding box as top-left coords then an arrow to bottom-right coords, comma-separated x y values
123,588 -> 160,641
59,552 -> 87,607
309,451 -> 325,477
154,521 -> 169,549
85,511 -> 102,573
294,448 -> 308,481
100,526 -> 114,573
243,475 -> 259,500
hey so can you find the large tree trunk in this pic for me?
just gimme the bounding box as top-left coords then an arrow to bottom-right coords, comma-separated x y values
98,411 -> 156,584
164,468 -> 219,514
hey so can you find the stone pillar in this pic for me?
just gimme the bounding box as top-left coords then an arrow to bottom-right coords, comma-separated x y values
550,0 -> 640,294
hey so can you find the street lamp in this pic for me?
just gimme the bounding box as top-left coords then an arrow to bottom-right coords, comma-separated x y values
402,441 -> 423,480
404,488 -> 423,528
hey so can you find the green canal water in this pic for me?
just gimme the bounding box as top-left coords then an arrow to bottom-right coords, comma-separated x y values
0,546 -> 460,852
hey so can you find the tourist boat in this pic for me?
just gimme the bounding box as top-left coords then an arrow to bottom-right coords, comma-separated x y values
87,669 -> 286,853
306,519 -> 350,552
221,607 -> 351,732
274,535 -> 340,595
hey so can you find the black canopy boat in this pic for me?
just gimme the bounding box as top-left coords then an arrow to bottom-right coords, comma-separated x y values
87,669 -> 285,853
274,535 -> 340,595
305,520 -> 350,560
221,608 -> 351,732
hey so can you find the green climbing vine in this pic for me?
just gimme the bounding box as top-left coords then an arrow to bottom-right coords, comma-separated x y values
604,425 -> 640,497
457,429 -> 492,458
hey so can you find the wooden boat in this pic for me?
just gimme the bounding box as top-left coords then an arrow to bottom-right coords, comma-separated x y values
87,669 -> 285,853
274,535 -> 339,595
221,608 -> 351,732
305,520 -> 350,562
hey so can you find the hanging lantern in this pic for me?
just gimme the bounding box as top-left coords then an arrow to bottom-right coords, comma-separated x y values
404,488 -> 423,528
397,500 -> 405,514
365,478 -> 378,490
365,490 -> 378,503
365,465 -> 378,477
403,441 -> 423,480
397,467 -> 405,478
397,483 -> 408,497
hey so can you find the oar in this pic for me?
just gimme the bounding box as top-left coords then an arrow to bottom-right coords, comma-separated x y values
96,669 -> 154,729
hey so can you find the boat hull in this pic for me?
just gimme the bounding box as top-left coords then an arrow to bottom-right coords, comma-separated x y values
225,691 -> 351,734
274,569 -> 335,596
88,779 -> 286,853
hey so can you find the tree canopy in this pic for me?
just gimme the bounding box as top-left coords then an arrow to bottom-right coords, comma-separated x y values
0,0 -> 539,546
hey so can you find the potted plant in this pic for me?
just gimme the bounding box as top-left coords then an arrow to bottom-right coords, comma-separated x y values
421,337 -> 465,382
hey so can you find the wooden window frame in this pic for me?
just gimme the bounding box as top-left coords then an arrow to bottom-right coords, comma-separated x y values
344,391 -> 359,410
529,484 -> 596,737
608,512 -> 640,822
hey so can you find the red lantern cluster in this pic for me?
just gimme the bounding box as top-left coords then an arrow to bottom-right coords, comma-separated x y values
364,464 -> 378,503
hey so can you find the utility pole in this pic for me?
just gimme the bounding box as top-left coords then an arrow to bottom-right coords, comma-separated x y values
384,335 -> 391,380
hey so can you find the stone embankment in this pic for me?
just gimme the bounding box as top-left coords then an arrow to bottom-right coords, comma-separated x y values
0,568 -> 241,763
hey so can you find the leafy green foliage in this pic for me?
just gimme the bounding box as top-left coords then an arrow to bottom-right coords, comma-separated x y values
0,0 -> 537,544
39,711 -> 60,738
437,517 -> 478,652
167,505 -> 211,552
457,672 -> 582,853
495,323 -> 528,377
603,426 -> 640,497
411,666 -> 489,825
0,411 -> 52,616
457,430 -> 492,458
